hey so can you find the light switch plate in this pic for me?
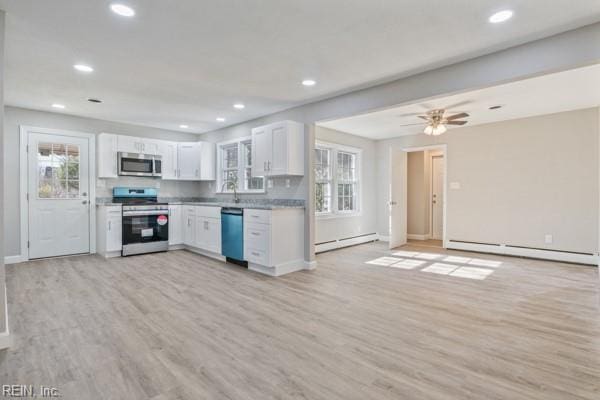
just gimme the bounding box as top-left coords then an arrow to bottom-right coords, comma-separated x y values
450,182 -> 461,190
96,179 -> 106,188
545,234 -> 553,244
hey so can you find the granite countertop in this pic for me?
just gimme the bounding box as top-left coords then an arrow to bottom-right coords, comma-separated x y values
181,202 -> 304,210
96,197 -> 304,209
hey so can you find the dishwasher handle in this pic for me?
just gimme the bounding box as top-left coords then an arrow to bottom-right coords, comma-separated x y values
221,207 -> 243,216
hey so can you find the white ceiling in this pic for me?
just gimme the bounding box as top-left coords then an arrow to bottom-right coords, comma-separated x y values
1,0 -> 600,134
318,63 -> 600,140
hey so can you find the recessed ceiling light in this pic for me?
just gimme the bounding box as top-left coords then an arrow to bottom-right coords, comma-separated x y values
216,117 -> 226,122
73,64 -> 94,73
110,3 -> 135,17
233,103 -> 245,109
489,10 -> 513,23
179,124 -> 189,129
52,103 -> 65,109
302,79 -> 316,86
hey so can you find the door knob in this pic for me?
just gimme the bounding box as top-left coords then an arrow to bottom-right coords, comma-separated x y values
82,200 -> 88,204
389,201 -> 397,206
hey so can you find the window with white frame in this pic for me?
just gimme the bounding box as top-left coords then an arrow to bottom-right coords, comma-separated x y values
315,142 -> 360,216
217,138 -> 264,193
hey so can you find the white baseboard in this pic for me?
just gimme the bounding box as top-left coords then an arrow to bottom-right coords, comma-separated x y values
407,234 -> 431,241
304,260 -> 317,270
248,259 -> 306,277
4,255 -> 26,264
378,235 -> 389,242
316,233 -> 379,253
447,240 -> 599,266
184,246 -> 226,262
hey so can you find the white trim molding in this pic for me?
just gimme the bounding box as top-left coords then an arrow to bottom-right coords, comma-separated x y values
447,240 -> 598,266
316,233 -> 378,253
4,255 -> 26,264
407,234 -> 430,241
19,126 -> 97,262
0,288 -> 10,350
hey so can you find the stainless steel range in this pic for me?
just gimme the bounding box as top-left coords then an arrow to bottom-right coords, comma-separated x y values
113,187 -> 169,256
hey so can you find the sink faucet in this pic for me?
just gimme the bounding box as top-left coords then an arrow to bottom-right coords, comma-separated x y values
221,175 -> 240,203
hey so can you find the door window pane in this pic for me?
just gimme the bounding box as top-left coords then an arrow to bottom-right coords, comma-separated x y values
37,142 -> 81,199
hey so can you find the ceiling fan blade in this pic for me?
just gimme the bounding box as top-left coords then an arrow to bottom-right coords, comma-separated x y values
395,112 -> 423,118
443,100 -> 473,110
417,115 -> 430,120
446,112 -> 469,121
397,123 -> 426,127
446,120 -> 468,126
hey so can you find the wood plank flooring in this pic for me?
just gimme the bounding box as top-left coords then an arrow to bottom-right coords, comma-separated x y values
1,242 -> 599,399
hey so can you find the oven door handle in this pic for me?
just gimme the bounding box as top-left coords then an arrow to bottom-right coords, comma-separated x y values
123,210 -> 168,216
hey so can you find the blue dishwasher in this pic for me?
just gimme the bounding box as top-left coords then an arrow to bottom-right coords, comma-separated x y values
221,208 -> 245,264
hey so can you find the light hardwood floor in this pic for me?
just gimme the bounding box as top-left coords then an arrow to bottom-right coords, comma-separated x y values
1,242 -> 599,400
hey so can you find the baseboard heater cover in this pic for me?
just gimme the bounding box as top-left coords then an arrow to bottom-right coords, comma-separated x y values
316,233 -> 378,253
447,240 -> 598,266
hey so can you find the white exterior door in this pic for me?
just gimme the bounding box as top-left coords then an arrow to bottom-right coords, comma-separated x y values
28,132 -> 91,259
389,148 -> 407,249
431,156 -> 444,240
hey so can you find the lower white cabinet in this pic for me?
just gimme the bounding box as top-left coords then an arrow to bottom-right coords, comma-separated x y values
243,208 -> 304,276
96,205 -> 122,257
196,215 -> 221,254
183,206 -> 196,246
168,205 -> 183,246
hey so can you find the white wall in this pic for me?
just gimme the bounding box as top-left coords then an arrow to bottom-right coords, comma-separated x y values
0,10 -> 6,337
315,126 -> 377,244
377,108 -> 599,254
3,106 -> 205,258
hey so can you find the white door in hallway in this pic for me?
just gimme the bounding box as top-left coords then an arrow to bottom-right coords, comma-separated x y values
431,155 -> 444,240
28,132 -> 91,259
389,148 -> 407,249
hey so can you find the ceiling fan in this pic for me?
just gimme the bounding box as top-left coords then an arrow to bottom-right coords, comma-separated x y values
398,109 -> 470,136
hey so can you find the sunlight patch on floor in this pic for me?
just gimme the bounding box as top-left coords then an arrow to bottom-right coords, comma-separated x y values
364,250 -> 502,280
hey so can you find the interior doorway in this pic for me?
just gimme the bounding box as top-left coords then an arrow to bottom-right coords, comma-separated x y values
20,126 -> 96,260
389,145 -> 446,250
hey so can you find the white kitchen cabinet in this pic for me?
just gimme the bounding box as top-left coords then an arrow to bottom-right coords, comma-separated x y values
183,206 -> 196,246
168,205 -> 183,246
193,206 -> 221,254
157,141 -> 179,180
177,143 -> 202,180
96,205 -> 122,257
243,208 -> 305,276
117,135 -> 157,155
199,142 -> 216,180
97,133 -> 118,178
251,121 -> 304,177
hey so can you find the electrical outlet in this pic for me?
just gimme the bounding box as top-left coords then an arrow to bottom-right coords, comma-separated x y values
544,234 -> 553,244
209,182 -> 213,190
285,179 -> 290,188
450,182 -> 461,190
268,179 -> 273,189
96,179 -> 106,188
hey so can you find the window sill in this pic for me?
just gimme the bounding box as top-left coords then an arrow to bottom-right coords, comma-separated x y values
316,212 -> 362,220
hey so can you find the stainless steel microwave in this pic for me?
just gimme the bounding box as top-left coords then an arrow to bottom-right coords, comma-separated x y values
117,152 -> 162,177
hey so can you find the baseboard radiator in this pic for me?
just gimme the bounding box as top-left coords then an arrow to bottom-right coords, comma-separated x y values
447,240 -> 598,266
316,233 -> 378,253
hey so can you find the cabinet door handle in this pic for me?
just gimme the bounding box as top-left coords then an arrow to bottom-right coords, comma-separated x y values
264,161 -> 266,171
252,252 -> 260,257
108,220 -> 111,231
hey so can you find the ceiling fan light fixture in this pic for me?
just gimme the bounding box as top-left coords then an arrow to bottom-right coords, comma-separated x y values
432,124 -> 447,136
424,125 -> 434,135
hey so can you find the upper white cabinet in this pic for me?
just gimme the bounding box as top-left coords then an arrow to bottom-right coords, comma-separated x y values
117,135 -> 157,155
251,121 -> 304,177
156,141 -> 179,180
97,133 -> 118,178
177,142 -> 215,181
97,133 -> 216,181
